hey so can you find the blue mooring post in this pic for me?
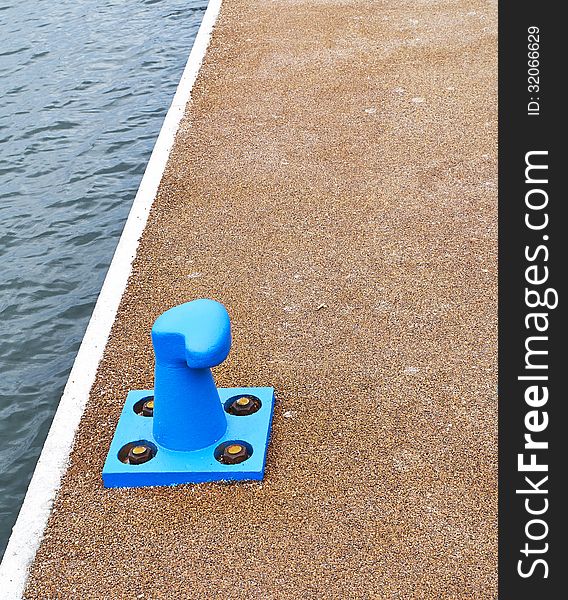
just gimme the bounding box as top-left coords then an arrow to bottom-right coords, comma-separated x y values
102,299 -> 275,488
152,300 -> 230,451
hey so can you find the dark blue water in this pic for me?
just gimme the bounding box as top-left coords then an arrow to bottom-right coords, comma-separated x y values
0,0 -> 206,557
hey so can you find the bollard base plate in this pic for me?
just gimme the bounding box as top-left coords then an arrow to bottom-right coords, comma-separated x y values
102,387 -> 275,488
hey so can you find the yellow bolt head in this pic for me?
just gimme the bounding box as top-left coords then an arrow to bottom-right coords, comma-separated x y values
145,400 -> 154,409
131,445 -> 147,456
236,397 -> 250,406
226,444 -> 243,455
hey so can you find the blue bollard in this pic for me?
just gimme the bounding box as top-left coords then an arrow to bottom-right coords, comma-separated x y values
152,300 -> 230,451
102,299 -> 275,488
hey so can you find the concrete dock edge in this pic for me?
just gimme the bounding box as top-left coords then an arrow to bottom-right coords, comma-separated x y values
0,1 -> 222,596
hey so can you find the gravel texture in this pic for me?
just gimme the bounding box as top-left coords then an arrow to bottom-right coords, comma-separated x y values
25,0 -> 497,597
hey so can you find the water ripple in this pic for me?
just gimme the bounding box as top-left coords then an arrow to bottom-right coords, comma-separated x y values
0,0 -> 206,557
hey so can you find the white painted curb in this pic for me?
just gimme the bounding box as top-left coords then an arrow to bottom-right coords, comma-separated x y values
0,1 -> 222,596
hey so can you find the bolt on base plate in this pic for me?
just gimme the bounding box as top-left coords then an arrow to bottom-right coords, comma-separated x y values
102,387 -> 275,488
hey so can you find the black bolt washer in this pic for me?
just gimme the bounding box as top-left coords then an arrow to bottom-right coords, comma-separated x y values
225,394 -> 261,416
217,442 -> 251,464
142,399 -> 154,417
127,444 -> 153,465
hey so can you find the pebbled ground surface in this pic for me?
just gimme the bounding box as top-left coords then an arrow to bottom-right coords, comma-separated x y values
25,0 -> 497,597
